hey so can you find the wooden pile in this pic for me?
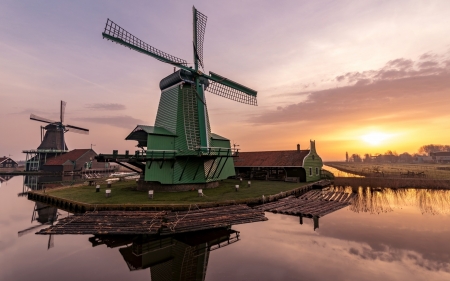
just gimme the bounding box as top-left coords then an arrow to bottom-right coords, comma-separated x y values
37,211 -> 166,235
254,190 -> 356,218
36,205 -> 267,235
161,205 -> 266,235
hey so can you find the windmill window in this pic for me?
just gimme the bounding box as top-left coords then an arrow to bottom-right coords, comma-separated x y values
316,167 -> 319,175
309,167 -> 312,176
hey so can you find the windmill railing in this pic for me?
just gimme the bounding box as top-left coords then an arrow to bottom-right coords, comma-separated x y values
196,147 -> 238,157
96,149 -> 178,162
22,149 -> 68,153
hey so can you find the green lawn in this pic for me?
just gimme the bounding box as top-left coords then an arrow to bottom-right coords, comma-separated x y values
46,179 -> 309,205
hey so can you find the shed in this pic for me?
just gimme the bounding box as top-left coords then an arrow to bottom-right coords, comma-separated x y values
234,140 -> 323,182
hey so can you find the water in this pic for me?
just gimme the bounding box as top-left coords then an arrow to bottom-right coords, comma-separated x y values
1,176 -> 450,280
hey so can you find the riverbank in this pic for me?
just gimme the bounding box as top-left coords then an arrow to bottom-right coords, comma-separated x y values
334,177 -> 450,189
28,179 -> 330,212
326,162 -> 450,179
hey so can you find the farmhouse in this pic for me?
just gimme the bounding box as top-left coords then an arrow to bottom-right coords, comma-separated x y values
234,140 -> 323,183
41,149 -> 107,173
430,151 -> 450,163
0,156 -> 18,169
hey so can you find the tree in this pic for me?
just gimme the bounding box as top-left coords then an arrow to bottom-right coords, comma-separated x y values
398,152 -> 413,163
363,153 -> 371,163
419,144 -> 450,155
351,154 -> 362,163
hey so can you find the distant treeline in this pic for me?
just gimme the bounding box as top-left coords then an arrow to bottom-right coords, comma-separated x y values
347,144 -> 450,163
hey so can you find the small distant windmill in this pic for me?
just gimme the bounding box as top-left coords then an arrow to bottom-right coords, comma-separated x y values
100,7 -> 257,186
30,101 -> 89,151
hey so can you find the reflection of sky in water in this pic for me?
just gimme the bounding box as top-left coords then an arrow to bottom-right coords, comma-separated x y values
323,165 -> 363,177
1,176 -> 450,281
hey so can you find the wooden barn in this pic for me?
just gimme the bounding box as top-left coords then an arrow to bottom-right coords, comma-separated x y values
234,140 -> 323,183
40,149 -> 107,173
0,156 -> 18,169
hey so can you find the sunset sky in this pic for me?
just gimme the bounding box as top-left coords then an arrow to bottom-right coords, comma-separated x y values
1,0 -> 449,160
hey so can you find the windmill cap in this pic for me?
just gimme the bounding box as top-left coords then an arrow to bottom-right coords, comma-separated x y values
159,69 -> 209,91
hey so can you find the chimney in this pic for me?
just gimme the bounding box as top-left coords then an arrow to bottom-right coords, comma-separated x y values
297,144 -> 300,151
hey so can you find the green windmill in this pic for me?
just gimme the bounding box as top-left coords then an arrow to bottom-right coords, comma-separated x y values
98,7 -> 257,190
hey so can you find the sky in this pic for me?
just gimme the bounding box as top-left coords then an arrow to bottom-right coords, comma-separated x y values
1,0 -> 450,161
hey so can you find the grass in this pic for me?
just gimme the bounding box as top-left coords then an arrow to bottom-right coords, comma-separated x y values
325,162 -> 450,180
45,179 -> 309,205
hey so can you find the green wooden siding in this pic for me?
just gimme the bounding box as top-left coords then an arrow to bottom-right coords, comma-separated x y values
155,86 -> 179,134
302,140 -> 323,182
142,83 -> 235,184
147,135 -> 175,151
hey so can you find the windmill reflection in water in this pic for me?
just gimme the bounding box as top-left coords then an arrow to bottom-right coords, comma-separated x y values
89,228 -> 240,281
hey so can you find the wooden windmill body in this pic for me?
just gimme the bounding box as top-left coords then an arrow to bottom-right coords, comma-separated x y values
98,7 -> 257,188
23,101 -> 89,171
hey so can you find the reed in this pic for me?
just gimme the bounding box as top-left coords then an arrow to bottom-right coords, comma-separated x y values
350,187 -> 450,215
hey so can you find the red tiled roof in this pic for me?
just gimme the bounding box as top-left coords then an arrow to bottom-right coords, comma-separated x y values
44,149 -> 94,166
234,150 -> 310,167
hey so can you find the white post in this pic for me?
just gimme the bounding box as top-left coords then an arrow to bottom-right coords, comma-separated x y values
198,189 -> 203,197
248,181 -> 251,187
105,189 -> 111,197
95,185 -> 100,193
148,190 -> 154,199
235,185 -> 239,192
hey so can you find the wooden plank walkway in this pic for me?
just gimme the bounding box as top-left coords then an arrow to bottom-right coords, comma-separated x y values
254,190 -> 356,218
36,205 -> 267,235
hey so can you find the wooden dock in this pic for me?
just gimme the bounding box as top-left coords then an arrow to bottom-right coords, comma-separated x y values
254,190 -> 355,217
36,205 -> 266,235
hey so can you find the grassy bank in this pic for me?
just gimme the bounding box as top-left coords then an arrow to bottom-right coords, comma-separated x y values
326,162 -> 450,180
44,179 -> 309,205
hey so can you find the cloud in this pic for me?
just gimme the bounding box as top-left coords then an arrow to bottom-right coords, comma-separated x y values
348,245 -> 450,272
249,52 -> 450,125
74,115 -> 145,129
85,103 -> 126,110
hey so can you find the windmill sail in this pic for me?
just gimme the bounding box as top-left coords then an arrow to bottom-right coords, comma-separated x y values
206,72 -> 257,105
66,124 -> 89,135
30,114 -> 57,124
60,100 -> 66,123
193,7 -> 207,68
102,19 -> 187,66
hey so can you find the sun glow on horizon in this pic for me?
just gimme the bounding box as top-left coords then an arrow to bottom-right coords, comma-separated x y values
361,132 -> 392,146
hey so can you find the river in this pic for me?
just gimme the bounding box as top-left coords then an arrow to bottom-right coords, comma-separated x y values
1,176 -> 449,281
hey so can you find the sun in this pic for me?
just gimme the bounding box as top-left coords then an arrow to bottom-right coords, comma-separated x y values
361,132 -> 391,145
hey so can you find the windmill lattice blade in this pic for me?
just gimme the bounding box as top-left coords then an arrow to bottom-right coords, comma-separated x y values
193,7 -> 207,68
30,114 -> 57,124
66,125 -> 89,135
60,100 -> 66,124
102,19 -> 187,66
206,71 -> 257,106
207,83 -> 258,105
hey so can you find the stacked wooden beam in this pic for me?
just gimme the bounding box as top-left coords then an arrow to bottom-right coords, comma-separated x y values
36,205 -> 267,235
298,190 -> 355,203
37,211 -> 166,235
161,205 -> 267,235
254,190 -> 356,218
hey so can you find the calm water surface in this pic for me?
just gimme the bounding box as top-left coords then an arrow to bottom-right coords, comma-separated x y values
1,176 -> 450,281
